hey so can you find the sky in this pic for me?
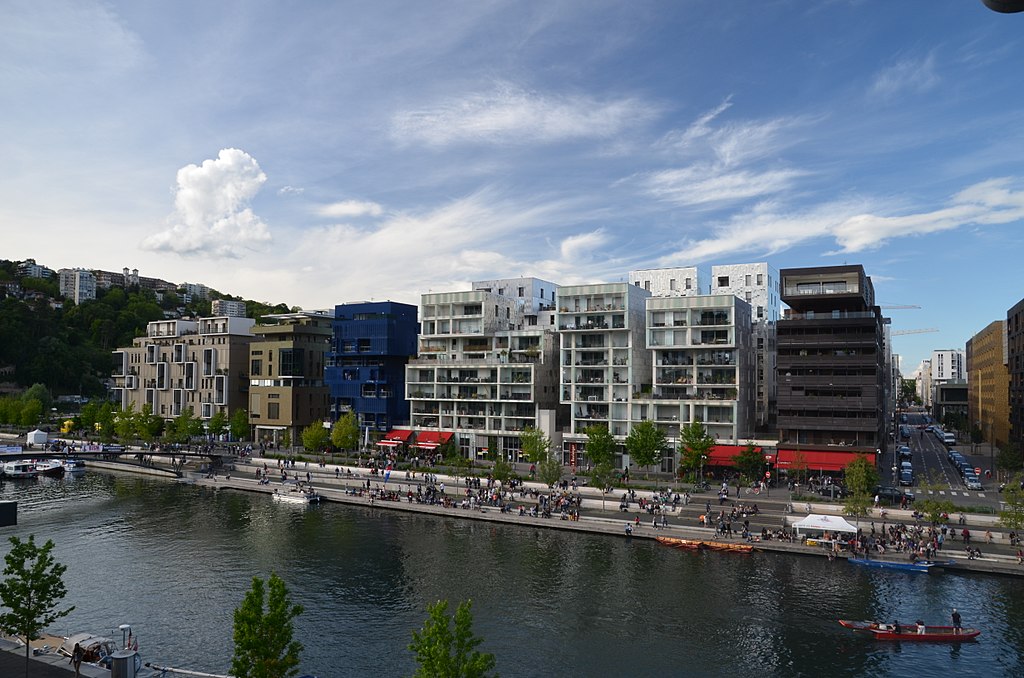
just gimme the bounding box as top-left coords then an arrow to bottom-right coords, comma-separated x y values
3,1 -> 1024,373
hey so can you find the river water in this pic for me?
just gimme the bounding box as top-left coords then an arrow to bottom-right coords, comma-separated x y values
2,472 -> 1022,677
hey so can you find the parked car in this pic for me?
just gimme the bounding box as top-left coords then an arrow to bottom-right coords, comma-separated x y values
818,484 -> 849,499
898,445 -> 912,460
963,472 -> 983,491
899,470 -> 914,487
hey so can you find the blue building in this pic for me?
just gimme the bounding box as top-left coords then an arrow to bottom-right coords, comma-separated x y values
325,301 -> 419,439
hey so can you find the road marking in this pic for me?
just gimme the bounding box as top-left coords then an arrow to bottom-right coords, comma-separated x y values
939,490 -> 946,495
978,493 -> 986,498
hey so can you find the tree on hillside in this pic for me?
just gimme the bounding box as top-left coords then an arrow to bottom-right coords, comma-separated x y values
330,412 -> 361,453
409,600 -> 497,678
0,535 -> 75,678
678,421 -> 714,482
22,383 -> 52,412
625,420 -> 665,480
231,573 -> 304,678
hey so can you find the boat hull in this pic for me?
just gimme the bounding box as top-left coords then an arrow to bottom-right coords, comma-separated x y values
847,558 -> 953,572
839,620 -> 980,641
656,536 -> 756,553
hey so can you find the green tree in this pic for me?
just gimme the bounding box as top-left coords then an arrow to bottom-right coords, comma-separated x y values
997,442 -> 1022,476
519,426 -> 550,465
583,425 -> 615,469
22,383 -> 52,412
208,409 -> 228,439
230,408 -> 250,441
678,421 -> 714,481
999,475 -> 1024,530
917,498 -> 957,524
537,455 -> 562,487
409,600 -> 497,678
843,455 -> 879,496
230,573 -> 304,678
0,535 -> 75,678
625,420 -> 665,479
733,443 -> 766,485
18,399 -> 43,427
301,423 -> 329,454
844,493 -> 872,525
114,402 -> 137,441
137,403 -> 164,443
330,412 -> 361,452
168,407 -> 202,443
281,430 -> 292,450
491,457 -> 513,487
590,461 -> 616,510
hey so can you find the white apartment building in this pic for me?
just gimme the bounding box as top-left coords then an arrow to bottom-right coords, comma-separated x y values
58,268 -> 97,304
18,259 -> 55,279
711,262 -> 780,432
637,294 -> 755,470
915,359 -> 933,406
557,282 -> 651,466
212,299 -> 247,317
111,315 -> 255,422
406,278 -> 562,460
629,267 -> 709,296
931,349 -> 965,382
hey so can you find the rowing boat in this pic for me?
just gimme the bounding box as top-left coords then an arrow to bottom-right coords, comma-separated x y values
839,619 -> 980,641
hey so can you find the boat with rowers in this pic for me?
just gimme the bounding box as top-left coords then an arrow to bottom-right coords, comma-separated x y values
656,536 -> 756,553
847,557 -> 955,573
839,619 -> 980,641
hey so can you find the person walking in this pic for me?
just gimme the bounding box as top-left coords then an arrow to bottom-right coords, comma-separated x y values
70,642 -> 84,677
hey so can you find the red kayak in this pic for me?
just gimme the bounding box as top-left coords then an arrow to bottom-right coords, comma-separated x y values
839,619 -> 980,641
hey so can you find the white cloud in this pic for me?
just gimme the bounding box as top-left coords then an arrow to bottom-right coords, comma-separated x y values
869,53 -> 940,99
278,186 -> 304,196
659,177 -> 1024,263
141,148 -> 270,257
642,166 -> 808,207
391,82 -> 652,147
317,200 -> 384,218
559,229 -> 610,260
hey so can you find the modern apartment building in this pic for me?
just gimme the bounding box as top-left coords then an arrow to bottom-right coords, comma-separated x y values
325,301 -> 419,439
711,262 -> 780,433
966,320 -> 1010,449
212,299 -> 247,317
1007,299 -> 1024,451
636,294 -> 755,471
58,268 -> 97,304
407,279 -> 561,460
915,359 -> 933,406
17,259 -> 55,279
776,265 -> 889,473
557,282 -> 651,466
249,312 -> 332,446
111,315 -> 255,423
931,349 -> 965,382
629,266 -> 709,297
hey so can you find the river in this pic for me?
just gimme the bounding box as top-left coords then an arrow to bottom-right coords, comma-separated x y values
2,472 -> 1022,677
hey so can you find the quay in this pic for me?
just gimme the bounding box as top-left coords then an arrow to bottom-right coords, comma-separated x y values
178,455 -> 1024,577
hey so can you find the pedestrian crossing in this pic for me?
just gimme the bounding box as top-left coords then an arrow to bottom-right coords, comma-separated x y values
923,489 -> 986,498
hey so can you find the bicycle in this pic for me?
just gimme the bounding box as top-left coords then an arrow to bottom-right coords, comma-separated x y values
744,486 -> 762,495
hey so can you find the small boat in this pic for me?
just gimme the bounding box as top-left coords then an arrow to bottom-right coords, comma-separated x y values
63,458 -> 88,474
839,619 -> 981,641
33,459 -> 65,477
273,486 -> 321,504
848,558 -> 954,573
2,460 -> 39,479
656,536 -> 756,553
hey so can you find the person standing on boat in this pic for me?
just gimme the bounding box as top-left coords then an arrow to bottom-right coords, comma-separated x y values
70,642 -> 84,677
952,608 -> 962,634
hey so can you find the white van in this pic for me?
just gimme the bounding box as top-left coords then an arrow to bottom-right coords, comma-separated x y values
943,432 -> 956,445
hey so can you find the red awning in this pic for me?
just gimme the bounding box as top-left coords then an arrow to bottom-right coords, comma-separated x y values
704,445 -> 762,467
383,429 -> 412,442
776,449 -> 871,473
413,431 -> 453,448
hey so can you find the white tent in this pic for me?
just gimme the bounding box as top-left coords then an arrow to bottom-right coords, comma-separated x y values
26,429 -> 48,446
792,514 -> 859,535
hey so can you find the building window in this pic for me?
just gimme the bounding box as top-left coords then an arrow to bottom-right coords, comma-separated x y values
717,276 -> 729,287
268,402 -> 280,419
756,273 -> 763,286
518,287 -> 525,296
669,279 -> 677,291
251,359 -> 262,376
745,275 -> 751,286
644,280 -> 650,291
685,278 -> 692,290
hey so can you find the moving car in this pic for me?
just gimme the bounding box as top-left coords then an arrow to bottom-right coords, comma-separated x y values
963,471 -> 983,491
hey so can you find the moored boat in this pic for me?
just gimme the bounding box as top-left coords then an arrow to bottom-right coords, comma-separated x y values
656,536 -> 756,553
2,460 -> 39,479
272,485 -> 321,504
848,557 -> 954,573
63,458 -> 88,474
839,619 -> 981,641
33,459 -> 65,477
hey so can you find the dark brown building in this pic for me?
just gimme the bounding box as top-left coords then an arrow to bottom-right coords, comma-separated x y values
775,265 -> 888,474
1007,299 -> 1024,453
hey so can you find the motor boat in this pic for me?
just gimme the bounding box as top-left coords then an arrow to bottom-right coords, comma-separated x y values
2,461 -> 39,479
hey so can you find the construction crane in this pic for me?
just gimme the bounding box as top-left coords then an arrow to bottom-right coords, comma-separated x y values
879,303 -> 921,310
891,328 -> 938,336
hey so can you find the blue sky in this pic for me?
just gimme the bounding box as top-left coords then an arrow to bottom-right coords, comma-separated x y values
3,1 -> 1023,372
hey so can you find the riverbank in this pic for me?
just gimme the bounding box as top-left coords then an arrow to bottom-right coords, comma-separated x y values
182,455 -> 1024,578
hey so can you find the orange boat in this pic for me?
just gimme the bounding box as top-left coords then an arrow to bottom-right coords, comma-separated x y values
656,536 -> 756,553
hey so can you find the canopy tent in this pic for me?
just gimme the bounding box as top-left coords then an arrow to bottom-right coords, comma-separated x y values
26,429 -> 48,445
792,514 -> 859,535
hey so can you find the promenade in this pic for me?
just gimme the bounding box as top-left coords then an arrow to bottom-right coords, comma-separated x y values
174,454 -> 1024,577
